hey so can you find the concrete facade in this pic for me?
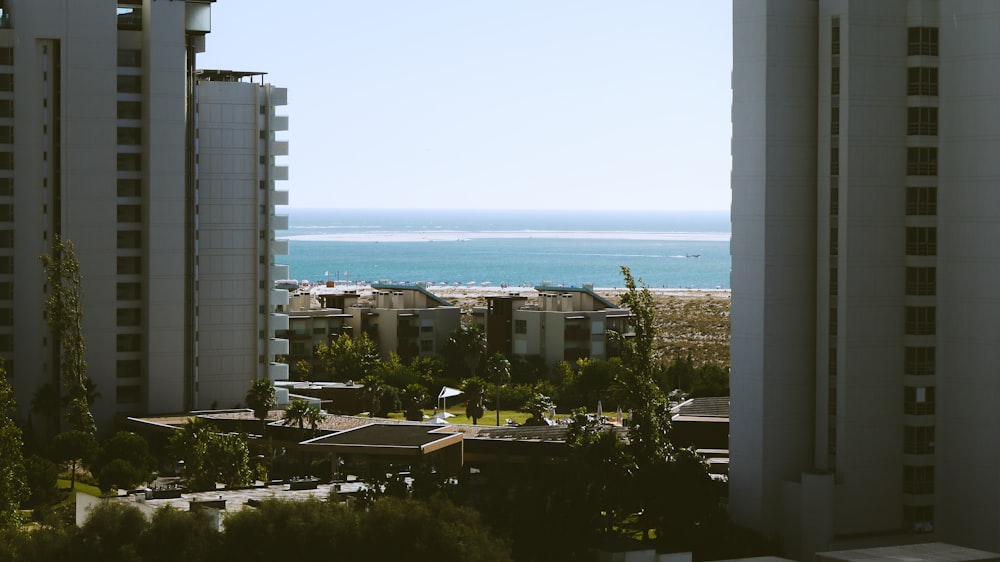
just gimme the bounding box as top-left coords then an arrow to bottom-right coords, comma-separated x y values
0,1 -> 288,432
731,0 -> 1000,557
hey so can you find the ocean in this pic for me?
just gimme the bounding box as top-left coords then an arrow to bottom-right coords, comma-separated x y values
277,208 -> 731,289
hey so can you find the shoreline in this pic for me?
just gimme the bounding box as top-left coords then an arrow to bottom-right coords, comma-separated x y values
301,282 -> 730,301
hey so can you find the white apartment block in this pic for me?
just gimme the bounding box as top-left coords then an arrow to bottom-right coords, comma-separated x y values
0,0 -> 289,432
731,1 -> 1000,557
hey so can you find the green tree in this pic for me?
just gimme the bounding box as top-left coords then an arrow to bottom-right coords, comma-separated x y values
78,500 -> 147,562
486,353 -> 511,426
445,325 -> 485,379
169,417 -> 251,491
402,383 -> 429,421
245,378 -> 276,427
522,392 -> 555,426
23,454 -> 59,508
93,431 -> 155,484
139,507 -> 219,562
282,398 -> 311,430
461,377 -> 486,425
0,367 -> 27,532
374,352 -> 420,389
49,429 -> 100,491
40,236 -> 96,435
314,333 -> 379,382
359,374 -> 392,417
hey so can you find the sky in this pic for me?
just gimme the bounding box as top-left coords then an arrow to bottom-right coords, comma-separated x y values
198,2 -> 733,211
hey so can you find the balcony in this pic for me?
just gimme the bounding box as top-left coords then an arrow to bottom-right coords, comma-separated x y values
269,88 -> 288,106
271,140 -> 289,156
270,115 -> 289,132
272,166 -> 289,181
269,337 -> 289,356
271,214 -> 289,231
270,288 -> 289,307
269,362 -> 289,381
271,190 -> 289,206
270,264 -> 289,280
270,239 -> 289,256
117,7 -> 142,31
270,312 -> 289,331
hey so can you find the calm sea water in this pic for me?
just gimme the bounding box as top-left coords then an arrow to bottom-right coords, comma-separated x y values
277,208 -> 731,289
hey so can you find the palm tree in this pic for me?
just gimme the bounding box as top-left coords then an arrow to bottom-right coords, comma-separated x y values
462,377 -> 486,425
303,406 -> 324,437
359,374 -> 385,417
486,353 -> 511,426
283,399 -> 311,430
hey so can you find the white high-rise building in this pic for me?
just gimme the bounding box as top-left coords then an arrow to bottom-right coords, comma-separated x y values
731,0 -> 1000,557
0,0 -> 289,432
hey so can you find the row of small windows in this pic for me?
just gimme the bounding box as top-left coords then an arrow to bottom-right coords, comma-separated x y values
908,27 -> 939,57
117,230 -> 141,249
0,99 -> 11,118
116,282 -> 141,301
906,227 -> 936,255
0,282 -> 10,300
118,127 -> 141,145
0,334 -> 10,352
118,101 -> 141,120
0,204 -> 10,221
907,67 -> 938,96
906,267 -> 935,296
0,152 -> 12,170
117,153 -> 141,172
907,107 -> 937,136
118,178 -> 141,197
904,425 -> 935,455
0,74 -> 11,92
117,359 -> 140,378
904,386 -> 935,415
116,333 -> 141,352
907,187 -> 937,216
117,49 -> 141,68
905,346 -> 935,376
0,255 -> 9,274
0,230 -> 11,249
0,307 -> 9,326
0,48 -> 11,66
117,204 -> 141,223
906,147 -> 937,176
117,256 -> 141,275
903,465 -> 934,494
116,307 -> 140,327
117,75 -> 141,94
0,125 -> 12,144
905,306 -> 936,336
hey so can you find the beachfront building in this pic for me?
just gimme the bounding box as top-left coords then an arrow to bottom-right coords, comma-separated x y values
0,0 -> 289,431
348,284 -> 461,362
731,1 -> 1000,557
280,291 -> 355,378
478,285 -> 631,368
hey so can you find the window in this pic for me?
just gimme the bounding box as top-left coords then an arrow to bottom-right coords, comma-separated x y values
905,306 -> 936,335
116,385 -> 142,405
906,227 -> 937,255
0,205 -> 9,222
0,333 -> 11,352
0,125 -> 12,144
117,256 -> 141,275
0,230 -> 11,249
0,307 -> 10,326
907,107 -> 938,136
906,187 -> 937,216
0,152 -> 13,170
907,67 -> 938,96
0,177 -> 10,196
117,74 -> 142,94
0,74 -> 12,92
117,205 -> 141,223
515,319 -> 527,334
116,307 -> 141,327
0,99 -> 12,118
831,67 -> 840,96
907,147 -> 937,176
0,282 -> 11,300
117,101 -> 141,119
904,426 -> 935,454
904,386 -> 936,415
117,153 -> 141,172
831,20 -> 840,56
116,7 -> 142,31
0,48 -> 12,66
116,230 -> 141,249
116,282 -> 141,301
829,306 -> 838,335
829,267 -> 838,295
0,255 -> 11,274
906,267 -> 936,296
831,107 -> 839,136
117,49 -> 141,67
117,127 -> 141,145
905,346 -> 936,376
117,359 -> 141,378
116,333 -> 141,352
830,147 -> 839,176
903,505 -> 934,531
903,465 -> 934,494
830,186 -> 839,215
420,339 -> 434,353
908,27 -> 939,56
118,178 -> 141,197
829,226 -> 838,255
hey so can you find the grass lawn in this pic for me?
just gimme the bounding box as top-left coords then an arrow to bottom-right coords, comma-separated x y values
387,408 -> 534,426
57,478 -> 102,498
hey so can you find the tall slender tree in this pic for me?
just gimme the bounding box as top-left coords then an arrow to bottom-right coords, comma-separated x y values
39,236 -> 96,435
0,361 -> 27,532
486,353 -> 511,426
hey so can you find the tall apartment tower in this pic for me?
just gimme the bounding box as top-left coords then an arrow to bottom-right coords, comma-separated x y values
731,0 -> 1000,556
0,0 -> 290,432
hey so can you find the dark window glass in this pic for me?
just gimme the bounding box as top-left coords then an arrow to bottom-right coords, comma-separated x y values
116,359 -> 141,378
116,333 -> 141,352
907,27 -> 939,56
117,205 -> 141,223
116,282 -> 141,301
116,385 -> 142,404
118,178 -> 141,197
906,187 -> 937,215
117,256 -> 141,275
906,147 -> 937,176
117,153 -> 141,172
905,267 -> 936,296
906,227 -> 937,255
904,386 -> 936,415
116,308 -> 141,327
907,107 -> 938,136
907,67 -> 938,96
116,230 -> 141,249
905,346 -> 936,376
117,127 -> 141,145
117,101 -> 142,119
905,306 -> 936,335
117,49 -> 141,67
903,465 -> 934,494
117,74 -> 142,94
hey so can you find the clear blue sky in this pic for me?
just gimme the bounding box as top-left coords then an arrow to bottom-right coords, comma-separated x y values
198,2 -> 733,211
